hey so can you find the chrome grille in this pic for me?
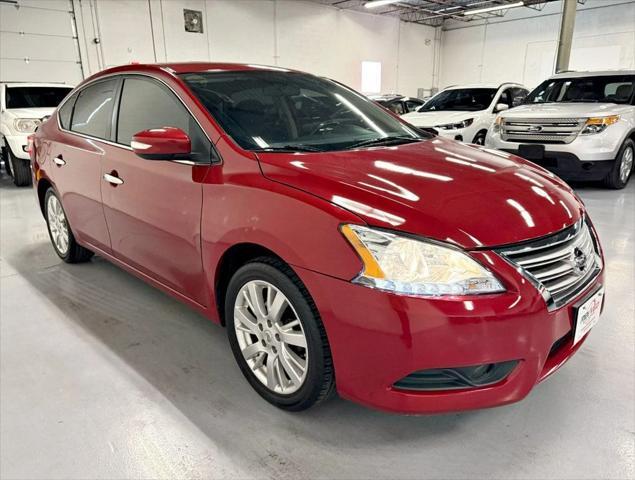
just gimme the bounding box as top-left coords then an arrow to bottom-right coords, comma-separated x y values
501,117 -> 586,144
496,220 -> 602,310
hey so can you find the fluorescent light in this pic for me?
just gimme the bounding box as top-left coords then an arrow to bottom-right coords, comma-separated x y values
364,0 -> 400,9
463,1 -> 524,16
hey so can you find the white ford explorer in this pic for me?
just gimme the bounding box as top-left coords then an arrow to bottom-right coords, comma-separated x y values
1,82 -> 73,186
486,71 -> 635,189
402,83 -> 529,145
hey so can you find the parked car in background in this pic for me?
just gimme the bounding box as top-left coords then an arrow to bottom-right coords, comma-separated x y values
402,83 -> 529,145
486,71 -> 635,189
369,94 -> 425,115
1,82 -> 73,186
32,63 -> 604,414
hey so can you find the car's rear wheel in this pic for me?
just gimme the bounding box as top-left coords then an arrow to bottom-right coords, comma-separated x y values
7,149 -> 32,187
604,138 -> 633,189
44,188 -> 93,263
225,257 -> 335,411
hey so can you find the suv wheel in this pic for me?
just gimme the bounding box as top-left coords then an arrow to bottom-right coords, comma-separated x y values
7,149 -> 32,187
44,188 -> 94,263
472,130 -> 487,145
225,257 -> 335,411
604,139 -> 634,189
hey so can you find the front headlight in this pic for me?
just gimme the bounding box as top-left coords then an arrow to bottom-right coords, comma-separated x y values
580,115 -> 620,135
341,225 -> 505,296
14,118 -> 41,133
435,118 -> 474,130
492,115 -> 504,133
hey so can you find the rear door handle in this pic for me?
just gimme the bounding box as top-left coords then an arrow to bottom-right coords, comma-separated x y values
103,172 -> 124,186
53,155 -> 65,166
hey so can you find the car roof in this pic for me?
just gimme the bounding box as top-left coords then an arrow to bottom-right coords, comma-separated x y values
548,70 -> 635,79
444,82 -> 524,90
1,82 -> 73,88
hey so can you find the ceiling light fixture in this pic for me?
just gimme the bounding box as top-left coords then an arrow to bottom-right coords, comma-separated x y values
463,1 -> 524,16
364,0 -> 401,9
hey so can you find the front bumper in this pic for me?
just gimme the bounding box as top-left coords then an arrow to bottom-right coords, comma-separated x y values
296,251 -> 604,414
4,134 -> 31,160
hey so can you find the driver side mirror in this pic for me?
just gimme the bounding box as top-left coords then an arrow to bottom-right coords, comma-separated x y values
131,127 -> 191,160
494,103 -> 510,113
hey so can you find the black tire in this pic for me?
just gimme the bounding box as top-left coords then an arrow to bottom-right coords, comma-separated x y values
7,148 -> 32,186
604,138 -> 634,189
225,257 -> 335,411
44,188 -> 94,263
0,145 -> 9,176
472,130 -> 487,146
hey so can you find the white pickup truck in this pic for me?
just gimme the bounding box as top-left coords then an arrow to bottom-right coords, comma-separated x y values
486,71 -> 634,189
1,82 -> 73,186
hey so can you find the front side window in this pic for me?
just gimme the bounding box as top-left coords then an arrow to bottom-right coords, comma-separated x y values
6,86 -> 72,109
180,71 -> 425,152
526,75 -> 635,104
419,88 -> 497,112
70,79 -> 117,139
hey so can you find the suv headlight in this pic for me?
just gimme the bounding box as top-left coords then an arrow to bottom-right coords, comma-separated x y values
14,118 -> 41,133
435,118 -> 474,130
492,115 -> 504,133
341,225 -> 505,296
580,115 -> 619,135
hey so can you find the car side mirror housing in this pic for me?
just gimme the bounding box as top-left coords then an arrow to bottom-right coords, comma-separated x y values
131,127 -> 191,160
494,103 -> 510,113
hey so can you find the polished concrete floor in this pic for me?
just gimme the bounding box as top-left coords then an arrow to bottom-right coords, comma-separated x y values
1,172 -> 633,480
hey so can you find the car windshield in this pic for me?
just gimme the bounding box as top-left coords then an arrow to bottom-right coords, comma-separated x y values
525,75 -> 635,104
179,71 -> 427,152
5,86 -> 72,109
418,88 -> 497,112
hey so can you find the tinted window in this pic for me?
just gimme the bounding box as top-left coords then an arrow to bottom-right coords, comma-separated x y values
419,88 -> 497,112
180,71 -> 426,152
526,75 -> 635,104
405,100 -> 422,112
512,88 -> 528,107
58,93 -> 77,129
71,80 -> 117,139
116,77 -> 212,163
5,86 -> 72,109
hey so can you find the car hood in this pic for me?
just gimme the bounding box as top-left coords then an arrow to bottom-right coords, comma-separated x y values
257,137 -> 583,249
401,110 -> 482,127
501,102 -> 633,119
5,107 -> 56,119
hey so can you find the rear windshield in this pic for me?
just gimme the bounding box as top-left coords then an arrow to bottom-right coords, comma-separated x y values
419,88 -> 497,112
525,75 -> 635,104
5,86 -> 72,109
179,71 -> 426,152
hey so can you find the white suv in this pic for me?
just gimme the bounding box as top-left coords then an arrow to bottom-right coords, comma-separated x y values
486,71 -> 635,189
1,82 -> 73,186
402,83 -> 529,145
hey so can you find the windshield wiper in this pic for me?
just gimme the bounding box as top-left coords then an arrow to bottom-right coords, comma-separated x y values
345,136 -> 422,150
253,144 -> 324,153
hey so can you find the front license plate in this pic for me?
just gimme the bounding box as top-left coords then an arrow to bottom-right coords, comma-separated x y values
518,144 -> 545,160
573,287 -> 604,345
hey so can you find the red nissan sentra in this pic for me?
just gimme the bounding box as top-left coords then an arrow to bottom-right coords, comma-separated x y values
30,63 -> 605,414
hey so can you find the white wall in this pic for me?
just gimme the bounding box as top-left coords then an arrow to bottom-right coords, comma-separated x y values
439,0 -> 635,90
71,0 -> 437,97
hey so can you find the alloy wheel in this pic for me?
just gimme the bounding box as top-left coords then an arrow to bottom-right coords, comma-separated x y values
233,280 -> 308,394
620,146 -> 633,184
47,195 -> 69,255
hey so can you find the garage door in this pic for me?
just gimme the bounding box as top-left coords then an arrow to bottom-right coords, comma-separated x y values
0,0 -> 83,85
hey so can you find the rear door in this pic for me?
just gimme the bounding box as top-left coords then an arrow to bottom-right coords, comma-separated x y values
100,75 -> 213,305
47,78 -> 118,253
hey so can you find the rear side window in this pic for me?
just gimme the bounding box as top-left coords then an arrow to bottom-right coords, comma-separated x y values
116,77 -> 212,163
71,79 -> 117,139
58,93 -> 77,129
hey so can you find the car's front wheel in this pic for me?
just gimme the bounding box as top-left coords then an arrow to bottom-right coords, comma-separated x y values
44,188 -> 93,263
472,130 -> 487,145
604,138 -> 633,189
225,258 -> 335,411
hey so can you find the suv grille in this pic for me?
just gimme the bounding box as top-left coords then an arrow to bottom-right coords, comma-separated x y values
501,117 -> 586,144
496,219 -> 601,310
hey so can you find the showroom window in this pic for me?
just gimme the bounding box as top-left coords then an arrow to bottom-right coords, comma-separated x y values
70,79 -> 117,139
361,61 -> 382,94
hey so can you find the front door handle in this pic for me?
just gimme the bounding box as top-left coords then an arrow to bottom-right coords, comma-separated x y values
53,155 -> 65,166
103,172 -> 124,186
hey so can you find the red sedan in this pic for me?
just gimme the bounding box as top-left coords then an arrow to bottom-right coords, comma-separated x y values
30,63 -> 605,413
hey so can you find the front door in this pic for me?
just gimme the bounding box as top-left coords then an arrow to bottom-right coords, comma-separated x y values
100,76 -> 213,305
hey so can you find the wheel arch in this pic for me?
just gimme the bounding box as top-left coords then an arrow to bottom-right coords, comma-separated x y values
36,176 -> 55,216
